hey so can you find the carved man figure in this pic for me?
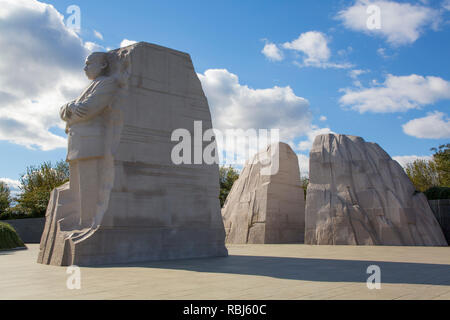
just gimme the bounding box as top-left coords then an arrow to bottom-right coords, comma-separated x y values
60,52 -> 118,228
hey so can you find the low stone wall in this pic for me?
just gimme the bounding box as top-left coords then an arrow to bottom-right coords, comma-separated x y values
4,218 -> 45,243
429,200 -> 450,244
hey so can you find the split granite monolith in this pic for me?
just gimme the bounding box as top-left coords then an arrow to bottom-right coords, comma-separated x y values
222,142 -> 305,244
305,133 -> 447,246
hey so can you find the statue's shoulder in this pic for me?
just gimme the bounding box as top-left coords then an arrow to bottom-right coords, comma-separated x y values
91,75 -> 119,92
95,75 -> 118,85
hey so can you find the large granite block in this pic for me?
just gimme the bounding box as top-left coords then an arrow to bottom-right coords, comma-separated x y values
38,42 -> 227,266
222,142 -> 305,244
305,134 -> 447,246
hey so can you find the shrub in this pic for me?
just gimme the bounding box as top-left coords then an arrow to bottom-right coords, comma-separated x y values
424,186 -> 450,201
0,222 -> 25,250
405,159 -> 439,192
15,161 -> 69,218
431,144 -> 450,187
0,182 -> 11,215
0,205 -> 33,221
219,165 -> 240,207
300,176 -> 309,200
405,144 -> 450,192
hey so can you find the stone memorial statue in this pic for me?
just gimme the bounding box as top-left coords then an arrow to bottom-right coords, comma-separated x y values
59,52 -> 118,229
38,42 -> 228,266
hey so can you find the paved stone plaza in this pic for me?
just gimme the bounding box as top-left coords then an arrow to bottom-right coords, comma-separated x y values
1,244 -> 449,300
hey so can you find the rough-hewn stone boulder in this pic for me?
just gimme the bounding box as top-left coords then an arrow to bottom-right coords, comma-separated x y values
222,142 -> 305,244
305,134 -> 447,246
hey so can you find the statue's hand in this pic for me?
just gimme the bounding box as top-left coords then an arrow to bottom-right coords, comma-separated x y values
60,102 -> 73,121
60,103 -> 68,120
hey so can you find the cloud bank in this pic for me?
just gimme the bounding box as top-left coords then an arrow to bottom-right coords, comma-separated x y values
198,69 -> 313,141
0,0 -> 96,150
198,69 -> 327,171
402,111 -> 450,139
340,74 -> 450,113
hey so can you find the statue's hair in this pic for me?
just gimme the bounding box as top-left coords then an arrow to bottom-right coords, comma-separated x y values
88,52 -> 108,66
86,49 -> 130,86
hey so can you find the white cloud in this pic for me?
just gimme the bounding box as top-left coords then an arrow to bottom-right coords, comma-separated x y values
296,127 -> 333,152
84,41 -> 104,52
319,116 -> 327,122
349,69 -> 369,87
377,47 -> 392,59
377,48 -> 386,57
0,178 -> 20,191
0,0 -> 93,150
443,0 -> 450,11
402,111 -> 450,139
93,30 -> 103,40
120,39 -> 137,48
339,74 -> 450,113
349,69 -> 368,79
261,41 -> 283,61
198,69 -> 317,164
0,177 -> 21,197
393,155 -> 432,168
283,31 -> 330,64
296,153 -> 310,177
337,0 -> 441,46
283,31 -> 352,69
198,69 -> 313,141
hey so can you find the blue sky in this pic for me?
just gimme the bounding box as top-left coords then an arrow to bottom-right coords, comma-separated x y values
0,0 -> 450,191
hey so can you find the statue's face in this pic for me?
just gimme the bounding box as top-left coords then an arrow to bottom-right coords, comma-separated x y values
84,55 -> 107,80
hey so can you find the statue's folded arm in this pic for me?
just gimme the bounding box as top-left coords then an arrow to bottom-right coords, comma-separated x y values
67,78 -> 118,125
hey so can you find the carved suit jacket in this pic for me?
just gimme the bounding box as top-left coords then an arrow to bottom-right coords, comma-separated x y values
60,76 -> 118,161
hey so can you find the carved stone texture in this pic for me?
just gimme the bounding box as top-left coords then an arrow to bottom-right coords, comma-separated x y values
38,42 -> 228,266
428,199 -> 450,244
222,142 -> 305,244
305,133 -> 448,246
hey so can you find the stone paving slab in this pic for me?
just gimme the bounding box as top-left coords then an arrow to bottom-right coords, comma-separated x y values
0,244 -> 449,300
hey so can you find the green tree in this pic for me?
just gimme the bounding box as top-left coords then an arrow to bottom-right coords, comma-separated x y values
431,143 -> 450,187
219,165 -> 239,208
0,182 -> 11,214
405,159 -> 439,192
15,161 -> 69,217
300,176 -> 309,200
405,144 -> 450,192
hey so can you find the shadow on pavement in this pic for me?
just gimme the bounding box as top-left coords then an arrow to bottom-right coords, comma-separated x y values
91,254 -> 450,286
